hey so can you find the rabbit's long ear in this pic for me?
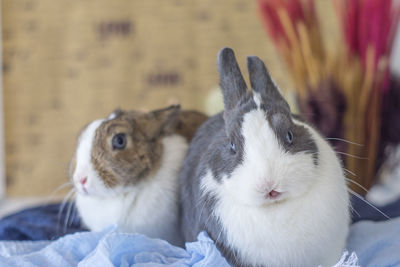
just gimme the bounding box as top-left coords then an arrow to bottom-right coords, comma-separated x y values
247,56 -> 288,108
217,47 -> 247,111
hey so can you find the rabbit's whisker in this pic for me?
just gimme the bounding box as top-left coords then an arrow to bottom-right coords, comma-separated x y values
348,188 -> 390,220
45,182 -> 73,205
325,137 -> 364,146
345,178 -> 369,193
335,151 -> 368,160
64,194 -> 76,231
57,189 -> 76,233
343,168 -> 356,177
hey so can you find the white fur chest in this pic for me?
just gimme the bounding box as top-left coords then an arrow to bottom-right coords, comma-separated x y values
75,135 -> 187,246
75,181 -> 180,242
212,178 -> 349,267
76,192 -> 135,231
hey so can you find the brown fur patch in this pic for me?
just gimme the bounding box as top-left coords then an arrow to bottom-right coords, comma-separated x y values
87,106 -> 207,188
91,153 -> 119,187
176,110 -> 208,141
90,110 -> 167,188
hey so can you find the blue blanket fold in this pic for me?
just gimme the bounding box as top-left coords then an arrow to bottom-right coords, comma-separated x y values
1,194 -> 397,242
347,218 -> 400,267
0,227 -> 230,267
0,203 -> 86,241
0,194 -> 399,266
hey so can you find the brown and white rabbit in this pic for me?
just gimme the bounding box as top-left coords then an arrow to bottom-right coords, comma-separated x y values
179,48 -> 350,266
69,105 -> 207,246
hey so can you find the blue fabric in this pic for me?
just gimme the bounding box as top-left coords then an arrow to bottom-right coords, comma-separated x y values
6,218 -> 400,267
0,195 -> 391,243
347,216 -> 400,267
0,203 -> 86,241
0,195 -> 399,266
0,227 -> 229,267
0,193 -> 398,242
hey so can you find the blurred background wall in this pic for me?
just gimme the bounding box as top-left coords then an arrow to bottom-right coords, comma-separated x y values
1,0 -> 338,197
0,3 -> 5,199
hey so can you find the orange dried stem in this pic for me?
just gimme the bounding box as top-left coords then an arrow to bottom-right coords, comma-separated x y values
297,22 -> 320,88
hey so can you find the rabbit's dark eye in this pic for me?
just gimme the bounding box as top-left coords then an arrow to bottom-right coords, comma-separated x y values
285,130 -> 293,144
230,141 -> 236,154
112,133 -> 127,150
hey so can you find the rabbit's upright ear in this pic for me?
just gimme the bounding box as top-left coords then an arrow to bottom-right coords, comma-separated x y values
217,47 -> 247,111
246,56 -> 289,109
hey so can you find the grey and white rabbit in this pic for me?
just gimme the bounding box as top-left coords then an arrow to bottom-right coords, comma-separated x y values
179,48 -> 350,266
69,105 -> 207,246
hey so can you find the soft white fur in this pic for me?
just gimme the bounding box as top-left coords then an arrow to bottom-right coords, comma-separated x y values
201,109 -> 350,267
253,92 -> 262,108
73,121 -> 188,246
73,119 -> 109,196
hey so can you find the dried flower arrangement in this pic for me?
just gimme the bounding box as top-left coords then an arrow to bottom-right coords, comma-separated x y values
258,0 -> 400,194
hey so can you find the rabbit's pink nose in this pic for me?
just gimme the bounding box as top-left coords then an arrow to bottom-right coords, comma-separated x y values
268,190 -> 281,199
79,177 -> 88,185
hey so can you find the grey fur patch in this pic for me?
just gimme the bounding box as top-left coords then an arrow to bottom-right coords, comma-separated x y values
260,106 -> 319,166
208,93 -> 257,182
292,115 -> 319,165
